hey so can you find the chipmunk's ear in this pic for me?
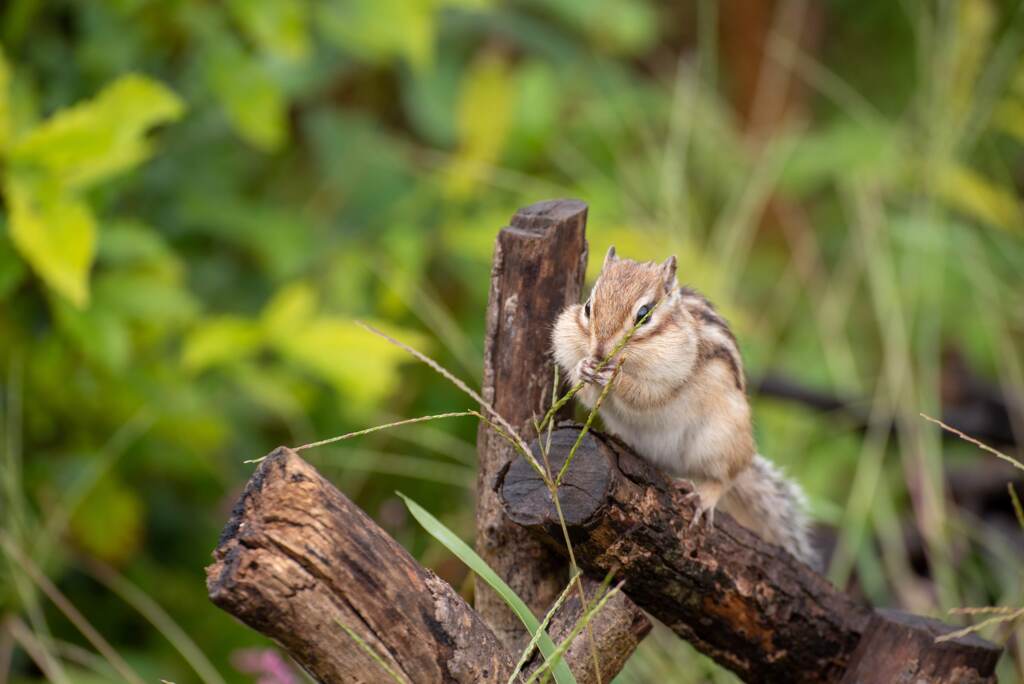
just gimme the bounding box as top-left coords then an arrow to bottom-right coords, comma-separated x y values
603,245 -> 617,269
661,255 -> 678,293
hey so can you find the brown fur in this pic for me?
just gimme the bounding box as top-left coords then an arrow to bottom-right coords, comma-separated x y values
551,247 -> 818,567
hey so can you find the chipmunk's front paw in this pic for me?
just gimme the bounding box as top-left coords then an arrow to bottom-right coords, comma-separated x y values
680,490 -> 715,530
676,480 -> 723,531
577,358 -> 617,387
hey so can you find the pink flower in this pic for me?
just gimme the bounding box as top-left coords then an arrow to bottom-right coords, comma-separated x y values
231,648 -> 299,684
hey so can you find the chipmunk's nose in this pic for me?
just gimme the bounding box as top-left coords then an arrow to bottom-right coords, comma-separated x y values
591,344 -> 605,360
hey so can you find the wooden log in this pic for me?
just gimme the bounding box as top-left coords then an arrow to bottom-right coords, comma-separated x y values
207,447 -> 513,684
839,609 -> 1000,684
500,426 -> 992,682
476,199 -> 651,679
538,576 -> 652,682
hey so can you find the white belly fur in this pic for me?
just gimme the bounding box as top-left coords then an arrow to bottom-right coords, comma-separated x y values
597,386 -> 714,480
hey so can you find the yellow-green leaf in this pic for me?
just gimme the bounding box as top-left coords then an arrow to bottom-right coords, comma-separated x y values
261,281 -> 318,336
206,42 -> 286,151
9,73 -> 184,190
70,473 -> 144,565
182,316 -> 263,372
5,172 -> 97,306
993,99 -> 1024,144
316,0 -> 434,69
272,318 -> 427,410
0,48 -> 11,152
445,53 -> 513,196
227,0 -> 311,62
937,163 -> 1022,233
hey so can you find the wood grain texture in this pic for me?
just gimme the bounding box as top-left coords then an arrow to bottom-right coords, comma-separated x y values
839,609 -> 1000,684
536,576 -> 652,682
207,448 -> 513,684
501,427 -> 866,682
476,199 -> 650,682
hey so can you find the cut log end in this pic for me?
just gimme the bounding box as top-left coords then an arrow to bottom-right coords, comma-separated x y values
508,199 -> 589,237
501,429 -> 616,529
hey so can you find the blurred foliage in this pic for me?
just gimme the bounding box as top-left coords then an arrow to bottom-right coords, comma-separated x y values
1,0 -> 1023,682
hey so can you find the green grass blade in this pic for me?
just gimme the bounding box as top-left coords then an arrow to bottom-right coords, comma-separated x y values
509,570 -> 580,683
398,493 -> 577,684
525,580 -> 624,684
336,619 -> 405,683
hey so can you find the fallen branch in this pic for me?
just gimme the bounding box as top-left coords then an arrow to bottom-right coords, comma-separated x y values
499,426 -> 1002,683
207,447 -> 513,683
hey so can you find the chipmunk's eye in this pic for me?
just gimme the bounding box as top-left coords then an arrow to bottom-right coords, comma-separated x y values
584,300 -> 591,318
635,304 -> 651,325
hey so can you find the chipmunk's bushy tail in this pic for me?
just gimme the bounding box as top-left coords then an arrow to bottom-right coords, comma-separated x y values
723,455 -> 819,569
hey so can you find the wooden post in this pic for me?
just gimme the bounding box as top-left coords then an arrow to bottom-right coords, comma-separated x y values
475,199 -> 650,679
500,426 -> 1003,683
207,448 -> 513,684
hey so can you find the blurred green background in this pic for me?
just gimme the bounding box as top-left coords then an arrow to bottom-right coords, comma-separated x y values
1,0 -> 1023,681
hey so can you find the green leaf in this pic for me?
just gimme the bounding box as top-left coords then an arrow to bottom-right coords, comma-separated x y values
0,228 -> 26,300
94,271 -> 198,326
270,318 -> 423,409
53,295 -> 131,370
182,316 -> 263,372
2,74 -> 183,306
261,281 -> 318,335
0,47 -> 10,152
97,220 -> 176,267
69,472 -> 144,565
937,163 -> 1023,233
8,73 -> 184,190
445,53 -> 514,196
316,0 -> 434,69
5,171 -> 97,307
227,0 -> 311,62
777,120 -> 901,194
398,493 -> 577,684
206,40 -> 287,151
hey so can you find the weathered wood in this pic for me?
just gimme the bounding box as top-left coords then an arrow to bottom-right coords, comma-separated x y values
500,426 -> 1003,683
207,447 -> 513,684
536,576 -> 652,682
502,426 -> 871,682
839,609 -> 1000,684
476,198 -> 650,680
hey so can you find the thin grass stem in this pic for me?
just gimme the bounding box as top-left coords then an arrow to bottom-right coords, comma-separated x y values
556,365 -> 621,486
0,536 -> 144,684
508,571 -> 581,683
539,301 -> 658,433
355,321 -> 534,459
920,413 -> 1024,473
291,412 -> 477,454
525,580 -> 624,684
78,556 -> 226,684
1008,483 -> 1024,531
935,607 -> 1024,643
5,617 -> 70,684
335,620 -> 405,683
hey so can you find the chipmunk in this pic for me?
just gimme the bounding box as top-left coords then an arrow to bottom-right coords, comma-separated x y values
552,247 -> 817,567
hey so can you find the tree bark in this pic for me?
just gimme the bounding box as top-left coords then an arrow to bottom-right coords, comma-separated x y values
839,609 -> 1000,684
500,426 -> 1002,683
207,447 -> 513,684
475,199 -> 651,679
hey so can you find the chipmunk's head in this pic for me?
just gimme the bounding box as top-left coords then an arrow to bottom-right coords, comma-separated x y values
578,246 -> 684,367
